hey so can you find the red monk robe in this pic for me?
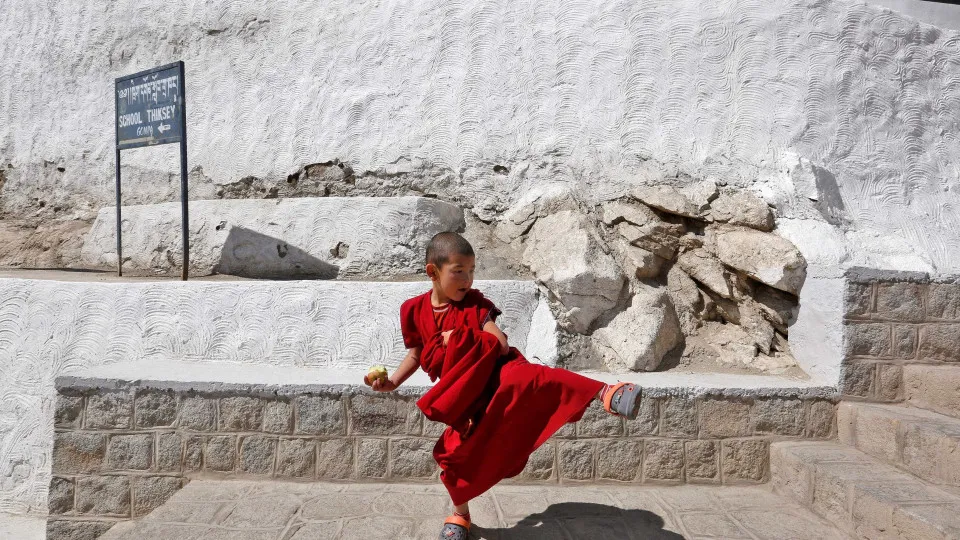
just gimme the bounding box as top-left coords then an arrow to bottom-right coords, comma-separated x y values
400,289 -> 604,505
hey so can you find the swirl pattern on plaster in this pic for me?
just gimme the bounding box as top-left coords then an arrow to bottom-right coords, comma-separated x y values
0,278 -> 544,515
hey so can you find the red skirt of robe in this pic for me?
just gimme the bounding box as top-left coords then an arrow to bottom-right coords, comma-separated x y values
403,290 -> 603,505
431,353 -> 603,505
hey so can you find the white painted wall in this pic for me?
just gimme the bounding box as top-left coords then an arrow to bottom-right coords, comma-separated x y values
2,0 -> 960,273
0,278 -> 551,517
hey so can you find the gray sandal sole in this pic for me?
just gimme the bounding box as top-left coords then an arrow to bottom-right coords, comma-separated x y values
610,383 -> 642,419
439,522 -> 469,539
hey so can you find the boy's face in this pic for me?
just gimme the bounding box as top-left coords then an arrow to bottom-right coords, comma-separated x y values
428,254 -> 476,303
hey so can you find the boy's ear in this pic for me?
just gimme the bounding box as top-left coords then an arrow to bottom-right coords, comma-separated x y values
426,263 -> 438,279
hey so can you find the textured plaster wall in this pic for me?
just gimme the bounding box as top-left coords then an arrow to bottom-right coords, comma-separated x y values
0,278 -> 548,516
2,0 -> 960,273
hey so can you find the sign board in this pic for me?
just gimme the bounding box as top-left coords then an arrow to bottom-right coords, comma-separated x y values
114,61 -> 190,280
115,62 -> 184,149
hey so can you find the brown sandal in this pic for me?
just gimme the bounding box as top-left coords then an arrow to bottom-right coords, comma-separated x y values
439,514 -> 470,539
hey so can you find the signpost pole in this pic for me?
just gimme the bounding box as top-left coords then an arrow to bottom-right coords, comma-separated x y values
115,148 -> 122,277
178,61 -> 189,281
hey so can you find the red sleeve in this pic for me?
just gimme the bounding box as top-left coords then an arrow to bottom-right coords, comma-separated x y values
399,296 -> 424,349
472,291 -> 502,328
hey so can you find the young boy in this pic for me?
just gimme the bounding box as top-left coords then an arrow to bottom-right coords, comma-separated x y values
366,232 -> 642,539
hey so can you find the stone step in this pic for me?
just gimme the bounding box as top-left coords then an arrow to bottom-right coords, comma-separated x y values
904,364 -> 960,419
80,196 -> 464,278
88,480 -> 847,540
838,402 -> 960,487
771,441 -> 960,539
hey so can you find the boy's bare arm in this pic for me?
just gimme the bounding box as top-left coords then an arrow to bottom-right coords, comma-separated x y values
483,321 -> 510,355
372,347 -> 421,392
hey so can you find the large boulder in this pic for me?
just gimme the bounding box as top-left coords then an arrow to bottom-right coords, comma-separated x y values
595,286 -> 682,372
709,191 -> 774,231
523,211 -> 625,333
715,228 -> 806,295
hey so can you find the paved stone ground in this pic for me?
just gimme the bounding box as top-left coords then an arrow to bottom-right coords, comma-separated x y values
100,480 -> 849,539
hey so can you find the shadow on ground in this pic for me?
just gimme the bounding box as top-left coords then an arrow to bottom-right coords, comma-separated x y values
471,502 -> 684,539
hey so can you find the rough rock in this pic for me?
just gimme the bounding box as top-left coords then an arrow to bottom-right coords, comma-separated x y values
666,265 -> 705,336
600,200 -> 659,227
752,284 -> 798,333
680,180 -> 719,214
686,322 -> 797,372
688,322 -> 758,367
716,228 -> 806,295
616,219 -> 684,260
631,185 -> 701,219
676,249 -> 734,299
612,239 -> 663,279
738,299 -> 777,354
495,184 -> 576,243
594,285 -> 682,371
523,211 -> 625,333
710,191 -> 774,231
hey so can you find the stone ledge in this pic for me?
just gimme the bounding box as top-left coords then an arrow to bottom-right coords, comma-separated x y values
49,357 -> 838,532
57,360 -> 837,400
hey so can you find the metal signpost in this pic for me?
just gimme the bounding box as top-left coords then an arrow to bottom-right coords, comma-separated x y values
114,61 -> 189,280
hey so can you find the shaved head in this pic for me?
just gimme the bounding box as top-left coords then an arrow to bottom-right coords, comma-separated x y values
426,232 -> 474,268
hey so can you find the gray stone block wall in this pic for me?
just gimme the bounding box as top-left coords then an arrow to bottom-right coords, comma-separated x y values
842,274 -> 960,402
49,381 -> 837,535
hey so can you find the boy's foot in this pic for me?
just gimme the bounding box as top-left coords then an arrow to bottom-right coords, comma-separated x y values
601,382 -> 642,419
439,514 -> 470,539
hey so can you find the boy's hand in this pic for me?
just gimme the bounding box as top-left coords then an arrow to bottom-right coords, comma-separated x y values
441,330 -> 453,346
371,377 -> 398,392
